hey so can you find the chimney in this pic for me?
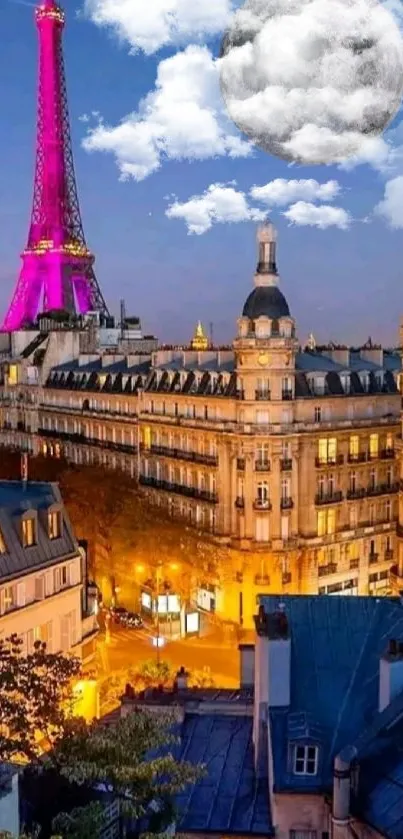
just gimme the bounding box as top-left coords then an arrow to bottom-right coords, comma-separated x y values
175,666 -> 188,691
253,601 -> 291,770
239,643 -> 255,688
379,639 -> 403,711
332,745 -> 357,825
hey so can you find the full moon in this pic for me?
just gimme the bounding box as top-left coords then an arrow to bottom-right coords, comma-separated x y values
219,0 -> 403,165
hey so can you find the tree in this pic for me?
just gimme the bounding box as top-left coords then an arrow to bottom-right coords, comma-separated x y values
99,659 -> 216,712
0,635 -> 81,763
53,710 -> 204,833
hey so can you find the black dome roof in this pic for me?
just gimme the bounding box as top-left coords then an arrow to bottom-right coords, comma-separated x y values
242,285 -> 290,320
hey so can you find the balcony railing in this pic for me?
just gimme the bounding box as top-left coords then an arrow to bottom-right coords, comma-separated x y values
281,390 -> 293,401
368,552 -> 379,564
280,458 -> 292,471
38,427 -> 137,455
235,496 -> 245,509
139,475 -> 218,503
280,497 -> 294,510
253,498 -> 272,511
255,390 -> 271,401
149,444 -> 218,467
385,549 -> 394,561
380,448 -> 395,460
315,490 -> 343,506
349,558 -> 360,570
237,457 -> 245,470
255,460 -> 271,472
347,452 -> 367,463
318,562 -> 338,577
346,487 -> 366,500
366,482 -> 399,498
254,574 -> 270,586
315,455 -> 344,467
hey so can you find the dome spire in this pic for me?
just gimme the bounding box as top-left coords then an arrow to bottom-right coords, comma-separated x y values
191,321 -> 208,351
255,222 -> 278,288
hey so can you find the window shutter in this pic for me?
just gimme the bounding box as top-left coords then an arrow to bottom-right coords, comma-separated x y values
54,567 -> 61,591
45,570 -> 53,597
35,576 -> 44,600
16,582 -> 26,607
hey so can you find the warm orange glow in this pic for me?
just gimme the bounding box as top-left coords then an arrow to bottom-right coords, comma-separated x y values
73,678 -> 99,721
136,564 -> 145,573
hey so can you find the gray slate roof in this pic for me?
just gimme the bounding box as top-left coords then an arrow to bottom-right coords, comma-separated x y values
0,481 -> 79,582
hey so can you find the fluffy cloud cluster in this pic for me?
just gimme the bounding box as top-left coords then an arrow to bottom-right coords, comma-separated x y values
165,178 -> 350,234
82,46 -> 250,181
219,0 -> 403,165
83,0 -> 232,54
375,175 -> 403,227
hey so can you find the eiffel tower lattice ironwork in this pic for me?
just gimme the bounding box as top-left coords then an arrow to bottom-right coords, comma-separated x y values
1,0 -> 109,331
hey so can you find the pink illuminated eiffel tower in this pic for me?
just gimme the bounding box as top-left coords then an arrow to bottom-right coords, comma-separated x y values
1,0 -> 109,331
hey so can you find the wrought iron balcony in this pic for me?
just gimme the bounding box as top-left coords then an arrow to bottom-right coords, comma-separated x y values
254,574 -> 270,586
280,458 -> 292,471
315,455 -> 344,467
346,487 -> 366,500
255,390 -> 271,401
255,460 -> 271,472
347,452 -> 367,463
38,427 -> 137,455
368,552 -> 379,564
318,562 -> 337,577
235,496 -> 245,509
281,390 -> 293,401
366,482 -> 399,498
349,558 -> 360,570
280,497 -> 294,510
385,549 -> 394,561
282,571 -> 292,585
139,474 -> 218,503
253,498 -> 272,511
236,389 -> 245,400
380,448 -> 395,460
315,490 -> 343,506
149,444 -> 218,467
237,457 -> 245,470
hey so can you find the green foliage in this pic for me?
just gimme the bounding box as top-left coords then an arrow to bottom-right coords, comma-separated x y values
0,634 -> 81,762
54,709 -> 205,827
51,802 -> 105,839
99,659 -> 216,711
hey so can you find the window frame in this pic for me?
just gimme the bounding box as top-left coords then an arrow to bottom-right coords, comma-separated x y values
293,744 -> 319,776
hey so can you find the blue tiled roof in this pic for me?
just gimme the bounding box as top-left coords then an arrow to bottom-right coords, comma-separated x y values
176,714 -> 272,835
258,595 -> 403,795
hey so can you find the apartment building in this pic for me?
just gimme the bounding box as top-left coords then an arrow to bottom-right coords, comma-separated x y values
0,223 -> 402,627
0,479 -> 98,665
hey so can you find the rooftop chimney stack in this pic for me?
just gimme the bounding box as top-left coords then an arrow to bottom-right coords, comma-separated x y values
379,639 -> 403,711
332,745 -> 357,828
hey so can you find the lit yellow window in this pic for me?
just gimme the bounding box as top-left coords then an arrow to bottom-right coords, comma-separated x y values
327,508 -> 336,535
328,438 -> 337,462
369,434 -> 379,459
22,518 -> 36,548
48,511 -> 61,540
142,426 -> 151,449
318,439 -> 328,464
7,365 -> 18,386
386,434 -> 393,451
317,510 -> 327,536
349,436 -> 359,457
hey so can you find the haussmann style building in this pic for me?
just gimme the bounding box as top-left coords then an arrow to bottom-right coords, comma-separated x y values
0,223 -> 402,629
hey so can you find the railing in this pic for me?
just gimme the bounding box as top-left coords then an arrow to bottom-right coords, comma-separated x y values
346,487 -> 366,500
318,562 -> 337,577
349,558 -> 360,570
281,390 -> 293,401
253,498 -> 272,511
315,455 -> 344,467
38,427 -> 137,455
385,549 -> 394,561
347,452 -> 367,463
368,552 -> 379,564
380,448 -> 395,460
139,474 -> 218,503
315,491 -> 343,506
235,497 -> 245,509
255,460 -> 271,472
280,497 -> 294,510
255,391 -> 271,401
366,482 -> 399,497
254,574 -> 270,586
149,444 -> 218,467
237,458 -> 245,470
280,458 -> 292,471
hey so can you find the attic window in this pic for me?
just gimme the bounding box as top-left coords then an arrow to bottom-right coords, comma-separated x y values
22,517 -> 36,548
293,744 -> 318,776
48,510 -> 62,540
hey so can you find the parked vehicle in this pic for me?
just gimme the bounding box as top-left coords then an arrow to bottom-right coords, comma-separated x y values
121,611 -> 143,629
109,606 -> 128,624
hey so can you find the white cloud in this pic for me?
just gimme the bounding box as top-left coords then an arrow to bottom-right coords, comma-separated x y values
250,178 -> 341,206
83,0 -> 233,54
82,46 -> 251,181
374,175 -> 403,227
165,182 -> 267,234
283,201 -> 351,229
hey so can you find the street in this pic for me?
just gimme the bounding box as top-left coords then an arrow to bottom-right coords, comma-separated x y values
98,622 -> 240,690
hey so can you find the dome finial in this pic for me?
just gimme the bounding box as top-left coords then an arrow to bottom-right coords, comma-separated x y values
191,321 -> 208,351
255,221 -> 278,286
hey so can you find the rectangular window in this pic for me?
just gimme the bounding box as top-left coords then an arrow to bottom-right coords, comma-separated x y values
3,585 -> 16,612
35,576 -> 45,601
314,406 -> 321,423
48,510 -> 61,540
61,565 -> 70,588
293,744 -> 318,776
317,510 -> 327,537
327,508 -> 336,535
349,435 -> 359,458
369,433 -> 379,459
22,517 -> 36,548
318,438 -> 327,464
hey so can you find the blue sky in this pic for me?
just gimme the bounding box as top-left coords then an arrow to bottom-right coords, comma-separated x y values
1,0 -> 403,345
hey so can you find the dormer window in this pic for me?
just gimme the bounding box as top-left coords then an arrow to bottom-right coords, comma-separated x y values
293,745 -> 318,776
22,517 -> 36,548
48,510 -> 62,540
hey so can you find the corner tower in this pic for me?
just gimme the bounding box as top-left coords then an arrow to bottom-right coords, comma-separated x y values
234,222 -> 298,417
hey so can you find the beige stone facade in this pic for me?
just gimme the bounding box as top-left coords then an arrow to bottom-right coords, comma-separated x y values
0,223 -> 402,628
